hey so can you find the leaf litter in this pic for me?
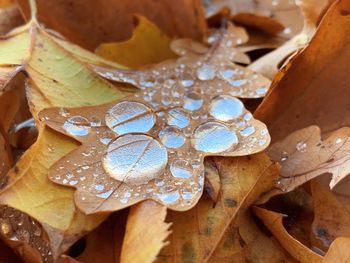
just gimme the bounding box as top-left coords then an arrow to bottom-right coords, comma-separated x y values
0,0 -> 350,262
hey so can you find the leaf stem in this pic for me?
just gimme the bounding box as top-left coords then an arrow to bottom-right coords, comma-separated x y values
28,0 -> 38,23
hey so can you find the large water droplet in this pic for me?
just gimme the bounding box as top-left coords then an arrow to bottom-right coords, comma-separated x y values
166,108 -> 190,128
183,92 -> 203,111
209,95 -> 244,121
157,190 -> 180,204
63,116 -> 91,136
192,122 -> 238,153
105,101 -> 155,135
170,159 -> 193,179
159,127 -> 186,149
196,64 -> 215,81
103,134 -> 167,185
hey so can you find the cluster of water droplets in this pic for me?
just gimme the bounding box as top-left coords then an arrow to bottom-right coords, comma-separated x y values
49,27 -> 270,210
0,206 -> 52,262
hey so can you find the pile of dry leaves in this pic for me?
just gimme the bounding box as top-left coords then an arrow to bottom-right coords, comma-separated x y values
0,0 -> 349,262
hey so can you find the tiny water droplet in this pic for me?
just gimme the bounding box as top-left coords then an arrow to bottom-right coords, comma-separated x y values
166,108 -> 190,128
336,138 -> 342,144
183,92 -> 203,111
159,127 -> 186,149
296,141 -> 307,152
196,64 -> 215,81
240,126 -> 255,137
63,116 -> 91,136
157,190 -> 180,204
170,159 -> 193,179
219,68 -> 236,79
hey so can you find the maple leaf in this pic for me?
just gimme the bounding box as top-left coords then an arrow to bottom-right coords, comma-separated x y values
39,23 -> 271,214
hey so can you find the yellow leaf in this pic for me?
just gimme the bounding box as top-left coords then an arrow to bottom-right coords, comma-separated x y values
121,201 -> 171,263
96,15 -> 176,68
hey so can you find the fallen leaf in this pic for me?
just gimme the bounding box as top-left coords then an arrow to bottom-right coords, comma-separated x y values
255,0 -> 349,140
248,0 -> 331,79
18,0 -> 207,50
156,153 -> 289,263
266,126 -> 350,197
310,181 -> 350,251
0,238 -> 23,263
0,4 -> 24,35
203,158 -> 220,203
0,0 -> 128,260
40,24 -> 271,214
253,206 -> 323,263
96,15 -> 176,68
121,201 -> 171,263
324,237 -> 350,263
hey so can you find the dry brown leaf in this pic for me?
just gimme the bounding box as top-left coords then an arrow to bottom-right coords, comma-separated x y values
0,238 -> 23,263
75,212 -> 127,263
121,201 -> 171,263
0,5 -> 24,36
324,237 -> 350,263
203,158 -> 221,203
255,0 -> 349,140
253,206 -> 323,263
248,0 -> 331,79
39,24 -> 271,214
18,0 -> 206,50
310,181 -> 350,251
156,153 -> 290,263
266,126 -> 350,197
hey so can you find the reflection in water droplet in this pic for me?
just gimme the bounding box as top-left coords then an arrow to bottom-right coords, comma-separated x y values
170,159 -> 193,178
219,68 -> 236,79
159,127 -> 186,149
90,116 -> 102,127
105,101 -> 155,135
180,73 -> 194,88
63,116 -> 91,136
103,134 -> 168,185
183,92 -> 203,111
192,122 -> 238,153
229,79 -> 247,87
240,126 -> 255,137
157,190 -> 180,204
196,64 -> 215,80
167,108 -> 190,128
209,95 -> 244,121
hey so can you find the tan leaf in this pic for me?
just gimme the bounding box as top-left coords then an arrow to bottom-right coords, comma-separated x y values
39,24 -> 271,214
156,153 -> 290,263
203,158 -> 221,203
121,201 -> 171,263
253,206 -> 323,263
17,0 -> 206,50
310,181 -> 350,251
255,0 -> 349,141
324,237 -> 350,263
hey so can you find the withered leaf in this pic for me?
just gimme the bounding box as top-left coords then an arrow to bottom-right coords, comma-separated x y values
18,0 -> 206,50
324,237 -> 350,263
255,0 -> 349,140
40,24 -> 271,214
267,126 -> 350,196
253,206 -> 323,262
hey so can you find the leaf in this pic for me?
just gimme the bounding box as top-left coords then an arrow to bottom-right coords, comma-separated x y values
17,0 -> 206,50
324,237 -> 350,263
40,24 -> 271,214
96,15 -> 176,68
121,201 -> 171,263
203,158 -> 221,202
0,0 -> 129,260
155,153 -> 290,263
255,0 -> 349,141
310,181 -> 350,251
0,4 -> 24,35
75,212 -> 127,263
266,126 -> 350,196
253,206 -> 323,263
248,0 -> 331,79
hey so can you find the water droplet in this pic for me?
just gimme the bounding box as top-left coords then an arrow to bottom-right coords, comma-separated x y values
100,137 -> 112,145
256,87 -> 268,95
209,95 -> 244,121
105,101 -> 155,135
103,134 -> 168,185
59,108 -> 69,117
229,79 -> 247,87
159,127 -> 186,149
166,108 -> 190,128
90,116 -> 102,127
219,68 -> 236,79
336,138 -> 342,144
170,159 -> 193,178
63,116 -> 91,136
179,73 -> 194,88
183,92 -> 203,111
94,184 -> 104,191
97,189 -> 113,199
192,122 -> 238,153
258,139 -> 267,146
157,190 -> 180,204
240,126 -> 255,137
196,64 -> 215,81
296,141 -> 307,152
280,151 -> 288,162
